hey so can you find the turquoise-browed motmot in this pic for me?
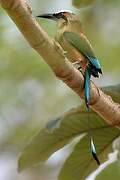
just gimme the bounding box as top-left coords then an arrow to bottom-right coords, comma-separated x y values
37,10 -> 102,165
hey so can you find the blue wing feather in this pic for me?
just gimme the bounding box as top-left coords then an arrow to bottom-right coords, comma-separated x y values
86,55 -> 101,70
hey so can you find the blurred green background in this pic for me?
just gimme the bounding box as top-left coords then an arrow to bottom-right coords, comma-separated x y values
0,0 -> 120,179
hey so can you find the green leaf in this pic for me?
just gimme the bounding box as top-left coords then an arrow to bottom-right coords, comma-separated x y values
18,108 -> 103,171
59,127 -> 119,180
96,161 -> 120,180
18,107 -> 119,173
72,0 -> 95,8
18,108 -> 95,171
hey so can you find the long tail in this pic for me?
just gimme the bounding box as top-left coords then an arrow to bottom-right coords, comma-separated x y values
84,65 -> 91,108
84,65 -> 100,165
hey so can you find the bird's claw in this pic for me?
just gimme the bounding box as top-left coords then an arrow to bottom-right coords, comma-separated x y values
72,61 -> 81,69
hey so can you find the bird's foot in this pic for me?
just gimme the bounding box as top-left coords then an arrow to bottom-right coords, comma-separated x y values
72,61 -> 85,76
63,50 -> 68,55
72,61 -> 81,70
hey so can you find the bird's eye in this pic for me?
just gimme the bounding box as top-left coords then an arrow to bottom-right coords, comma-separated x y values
57,13 -> 63,19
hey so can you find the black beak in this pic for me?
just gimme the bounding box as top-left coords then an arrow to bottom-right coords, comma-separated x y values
37,13 -> 58,21
37,13 -> 68,22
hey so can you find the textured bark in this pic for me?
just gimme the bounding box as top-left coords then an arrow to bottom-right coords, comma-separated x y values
0,0 -> 120,126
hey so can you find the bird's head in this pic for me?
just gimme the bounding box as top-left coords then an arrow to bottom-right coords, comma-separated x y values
37,10 -> 76,26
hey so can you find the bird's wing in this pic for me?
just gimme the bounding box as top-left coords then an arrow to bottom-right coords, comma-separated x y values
64,32 -> 101,70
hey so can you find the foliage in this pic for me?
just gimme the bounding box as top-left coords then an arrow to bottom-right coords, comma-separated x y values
72,0 -> 95,8
18,84 -> 120,179
96,161 -> 120,180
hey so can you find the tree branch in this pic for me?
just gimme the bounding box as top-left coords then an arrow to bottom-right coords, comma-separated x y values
0,0 -> 120,126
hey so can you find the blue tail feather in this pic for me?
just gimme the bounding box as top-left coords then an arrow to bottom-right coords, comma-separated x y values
90,137 -> 100,165
84,66 -> 91,108
84,66 -> 100,165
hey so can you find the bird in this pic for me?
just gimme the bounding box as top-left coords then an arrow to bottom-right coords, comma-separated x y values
37,10 -> 102,165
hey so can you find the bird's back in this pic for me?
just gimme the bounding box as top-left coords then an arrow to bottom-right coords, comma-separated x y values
55,17 -> 102,77
55,18 -> 88,70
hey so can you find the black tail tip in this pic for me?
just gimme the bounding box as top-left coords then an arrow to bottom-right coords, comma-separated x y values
85,100 -> 89,109
92,152 -> 100,165
98,69 -> 103,75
